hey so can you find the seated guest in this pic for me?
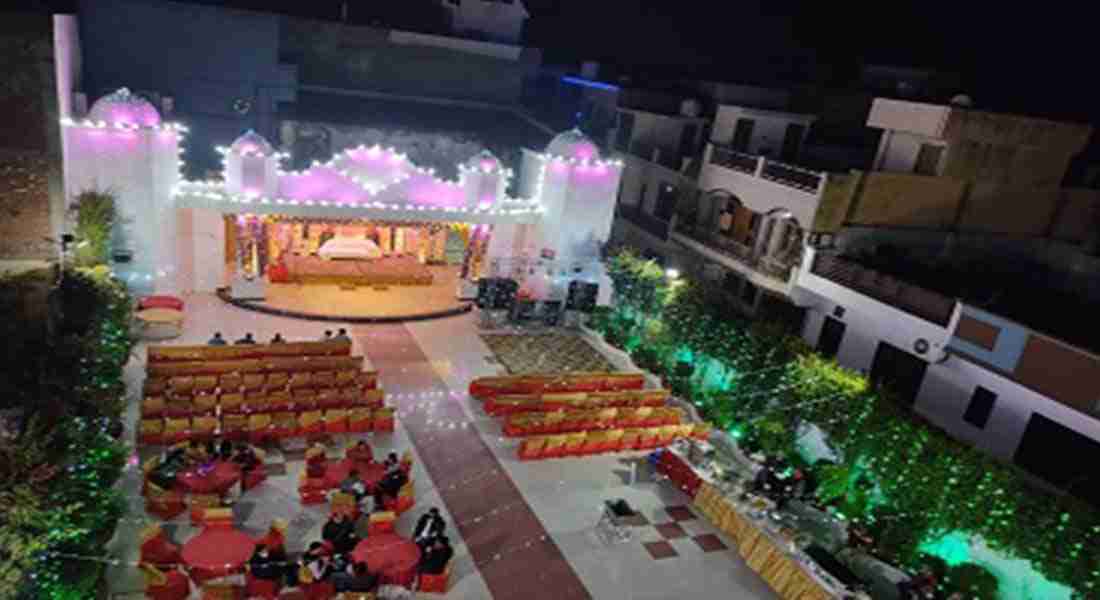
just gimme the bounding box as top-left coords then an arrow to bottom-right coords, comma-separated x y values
270,333 -> 286,344
414,508 -> 446,547
340,469 -> 367,500
383,452 -> 399,472
235,333 -> 257,345
218,439 -> 234,461
321,330 -> 333,341
208,332 -> 227,346
185,439 -> 208,464
204,439 -> 219,460
249,544 -> 282,581
346,440 -> 372,463
333,328 -> 351,342
333,562 -> 378,593
321,512 -> 358,554
300,542 -> 334,599
419,536 -> 454,575
378,464 -> 408,504
232,443 -> 260,471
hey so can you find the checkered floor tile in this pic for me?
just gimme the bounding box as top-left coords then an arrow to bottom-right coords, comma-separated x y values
643,540 -> 679,560
665,505 -> 697,522
655,522 -> 688,539
480,333 -> 617,374
691,533 -> 728,552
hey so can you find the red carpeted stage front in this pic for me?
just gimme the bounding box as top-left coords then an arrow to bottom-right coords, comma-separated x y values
270,255 -> 434,286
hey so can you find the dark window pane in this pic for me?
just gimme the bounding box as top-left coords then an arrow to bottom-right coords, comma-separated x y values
963,386 -> 997,429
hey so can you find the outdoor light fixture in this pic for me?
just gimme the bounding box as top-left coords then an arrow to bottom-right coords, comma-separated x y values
666,268 -> 680,280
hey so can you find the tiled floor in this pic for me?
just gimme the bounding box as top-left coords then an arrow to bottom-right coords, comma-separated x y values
480,333 -> 617,374
106,293 -> 778,599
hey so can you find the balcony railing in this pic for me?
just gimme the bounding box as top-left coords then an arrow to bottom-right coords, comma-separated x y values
760,160 -> 823,192
619,205 -> 671,241
672,220 -> 795,283
810,253 -> 956,326
708,144 -> 825,193
710,146 -> 757,174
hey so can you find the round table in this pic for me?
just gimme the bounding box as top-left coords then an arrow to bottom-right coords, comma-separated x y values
181,528 -> 256,582
351,533 -> 421,587
176,461 -> 241,495
135,308 -> 184,340
324,458 -> 385,491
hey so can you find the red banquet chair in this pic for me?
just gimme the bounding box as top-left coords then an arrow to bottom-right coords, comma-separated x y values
244,572 -> 280,599
419,559 -> 454,594
140,524 -> 181,568
140,563 -> 190,600
140,295 -> 185,311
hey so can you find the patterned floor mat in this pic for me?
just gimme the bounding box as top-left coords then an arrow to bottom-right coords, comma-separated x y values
480,333 -> 618,374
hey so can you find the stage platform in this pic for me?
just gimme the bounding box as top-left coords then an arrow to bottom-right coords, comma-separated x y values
220,265 -> 473,323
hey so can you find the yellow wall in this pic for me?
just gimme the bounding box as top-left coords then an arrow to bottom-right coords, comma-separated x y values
847,172 -> 965,228
813,172 -> 861,232
958,184 -> 1061,235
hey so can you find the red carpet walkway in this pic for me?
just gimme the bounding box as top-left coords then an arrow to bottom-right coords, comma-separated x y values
355,324 -> 591,600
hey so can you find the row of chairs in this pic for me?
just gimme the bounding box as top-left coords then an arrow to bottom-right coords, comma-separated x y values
469,372 -> 646,399
145,370 -> 379,397
147,339 -> 352,363
140,407 -> 396,445
484,389 -> 669,416
503,407 -> 690,437
142,387 -> 385,419
518,425 -> 707,460
146,355 -> 367,379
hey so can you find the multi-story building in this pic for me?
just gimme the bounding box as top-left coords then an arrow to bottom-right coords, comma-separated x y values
613,87 -> 1100,501
609,83 -> 832,324
794,99 -> 1100,503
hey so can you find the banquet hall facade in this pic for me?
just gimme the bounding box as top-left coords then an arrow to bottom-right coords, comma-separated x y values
59,88 -> 623,312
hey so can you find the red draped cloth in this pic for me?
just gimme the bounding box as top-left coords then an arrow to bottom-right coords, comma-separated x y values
181,528 -> 256,582
351,533 -> 421,587
176,461 -> 241,495
324,458 -> 385,491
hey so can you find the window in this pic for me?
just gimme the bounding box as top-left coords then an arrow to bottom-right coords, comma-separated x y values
732,119 -> 755,152
914,143 -> 944,176
679,123 -> 699,162
740,281 -> 758,307
654,183 -> 678,221
963,386 -> 997,429
780,123 -> 806,162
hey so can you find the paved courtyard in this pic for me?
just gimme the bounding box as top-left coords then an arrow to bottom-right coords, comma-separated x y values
108,293 -> 778,599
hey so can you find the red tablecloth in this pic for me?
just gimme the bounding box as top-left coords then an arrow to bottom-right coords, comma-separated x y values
657,450 -> 702,499
351,533 -> 421,587
324,458 -> 385,491
181,528 -> 256,581
176,461 -> 242,495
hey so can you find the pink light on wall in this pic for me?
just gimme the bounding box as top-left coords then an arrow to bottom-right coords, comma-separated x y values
571,142 -> 598,160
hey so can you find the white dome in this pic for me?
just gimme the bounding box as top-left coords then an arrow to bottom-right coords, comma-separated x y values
87,87 -> 161,127
230,130 -> 274,155
545,128 -> 600,161
465,149 -> 502,172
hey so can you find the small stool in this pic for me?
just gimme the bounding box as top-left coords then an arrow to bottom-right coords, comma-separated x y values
135,308 -> 184,340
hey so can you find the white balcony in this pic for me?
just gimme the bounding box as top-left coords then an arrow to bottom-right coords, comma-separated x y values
866,98 -> 952,139
697,143 -> 826,230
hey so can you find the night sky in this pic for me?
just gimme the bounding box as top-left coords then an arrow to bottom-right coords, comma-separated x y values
20,0 -> 1100,122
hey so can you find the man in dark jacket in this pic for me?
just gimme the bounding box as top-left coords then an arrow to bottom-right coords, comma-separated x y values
322,512 -> 358,554
414,508 -> 446,547
419,536 -> 454,575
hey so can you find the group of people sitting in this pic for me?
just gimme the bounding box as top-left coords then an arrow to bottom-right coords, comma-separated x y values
243,506 -> 452,597
207,329 -> 352,346
335,446 -> 410,513
166,439 -> 261,474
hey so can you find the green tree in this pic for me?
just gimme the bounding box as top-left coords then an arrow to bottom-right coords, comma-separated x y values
69,191 -> 116,268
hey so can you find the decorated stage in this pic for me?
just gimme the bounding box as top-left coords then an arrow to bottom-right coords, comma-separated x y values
223,265 -> 473,322
273,254 -> 434,286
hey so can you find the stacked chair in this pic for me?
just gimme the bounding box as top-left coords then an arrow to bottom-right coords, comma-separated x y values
468,374 -> 711,461
139,340 -> 394,445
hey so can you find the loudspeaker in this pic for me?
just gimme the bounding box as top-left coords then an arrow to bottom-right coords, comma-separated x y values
566,281 -> 599,313
477,278 -> 518,310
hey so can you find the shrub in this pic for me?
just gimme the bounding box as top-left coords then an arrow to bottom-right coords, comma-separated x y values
69,190 -> 116,268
